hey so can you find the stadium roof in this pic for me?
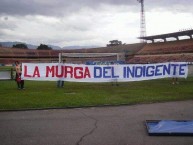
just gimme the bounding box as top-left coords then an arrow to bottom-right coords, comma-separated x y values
138,30 -> 193,43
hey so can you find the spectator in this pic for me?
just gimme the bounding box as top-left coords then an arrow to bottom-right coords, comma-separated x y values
57,80 -> 64,88
15,61 -> 25,89
172,77 -> 179,85
57,60 -> 65,88
110,62 -> 119,86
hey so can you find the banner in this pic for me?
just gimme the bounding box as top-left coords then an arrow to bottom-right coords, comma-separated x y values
21,62 -> 188,82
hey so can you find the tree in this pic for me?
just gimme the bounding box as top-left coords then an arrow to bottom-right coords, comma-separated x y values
12,43 -> 28,49
37,44 -> 52,50
107,40 -> 122,47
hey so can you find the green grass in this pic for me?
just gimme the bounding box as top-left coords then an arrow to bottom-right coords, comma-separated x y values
0,77 -> 193,110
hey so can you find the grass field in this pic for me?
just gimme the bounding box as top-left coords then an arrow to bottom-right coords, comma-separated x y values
0,77 -> 193,110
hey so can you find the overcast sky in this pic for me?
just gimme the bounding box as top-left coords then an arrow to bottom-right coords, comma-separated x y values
0,0 -> 193,48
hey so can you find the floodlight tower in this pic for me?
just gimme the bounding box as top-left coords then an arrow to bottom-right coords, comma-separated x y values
137,0 -> 146,42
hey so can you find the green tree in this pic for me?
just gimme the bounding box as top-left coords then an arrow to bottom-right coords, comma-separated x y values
37,44 -> 52,50
12,43 -> 28,49
107,40 -> 122,47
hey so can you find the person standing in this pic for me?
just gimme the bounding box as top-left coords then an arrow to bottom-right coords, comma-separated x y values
172,77 -> 179,85
57,60 -> 65,88
15,61 -> 25,89
57,80 -> 64,88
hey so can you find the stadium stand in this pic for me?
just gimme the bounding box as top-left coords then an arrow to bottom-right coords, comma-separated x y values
0,43 -> 145,65
137,39 -> 193,55
127,38 -> 193,64
134,30 -> 193,64
77,43 -> 145,54
0,47 -> 63,64
59,43 -> 145,63
1,32 -> 193,65
127,54 -> 193,64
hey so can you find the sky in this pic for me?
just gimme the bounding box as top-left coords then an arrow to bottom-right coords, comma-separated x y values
0,0 -> 193,48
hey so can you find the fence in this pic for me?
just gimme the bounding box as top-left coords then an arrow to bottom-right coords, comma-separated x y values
0,71 -> 11,80
0,69 -> 14,80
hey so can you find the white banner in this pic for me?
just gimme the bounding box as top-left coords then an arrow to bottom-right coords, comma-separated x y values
21,62 -> 188,82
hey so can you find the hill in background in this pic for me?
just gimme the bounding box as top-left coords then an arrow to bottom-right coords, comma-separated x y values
0,41 -> 99,50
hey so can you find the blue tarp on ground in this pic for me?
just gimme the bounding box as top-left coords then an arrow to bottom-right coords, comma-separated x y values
146,120 -> 193,135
